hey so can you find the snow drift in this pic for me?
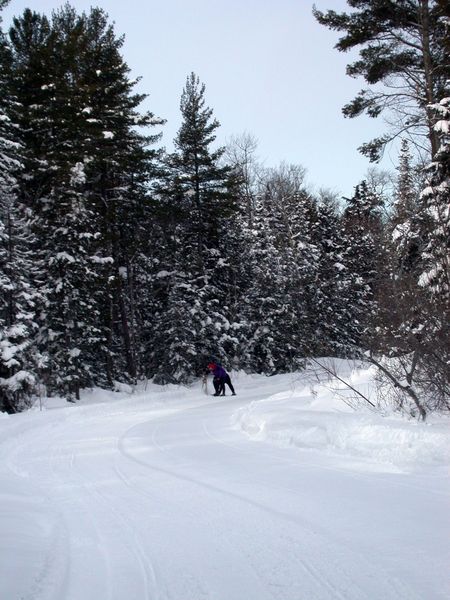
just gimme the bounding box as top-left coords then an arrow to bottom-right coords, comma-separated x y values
232,360 -> 450,470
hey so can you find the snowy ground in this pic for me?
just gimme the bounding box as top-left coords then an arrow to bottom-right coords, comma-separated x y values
1,360 -> 449,600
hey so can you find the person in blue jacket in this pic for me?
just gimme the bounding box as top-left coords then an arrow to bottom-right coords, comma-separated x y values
207,362 -> 236,396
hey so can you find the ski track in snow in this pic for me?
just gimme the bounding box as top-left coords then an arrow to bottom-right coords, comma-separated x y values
51,418 -> 161,600
0,373 -> 449,600
116,413 -> 353,600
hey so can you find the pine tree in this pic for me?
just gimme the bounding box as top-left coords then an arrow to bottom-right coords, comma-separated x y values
314,0 -> 450,160
8,5 -> 162,397
169,72 -> 236,263
0,3 -> 41,411
8,7 -> 104,399
8,9 -> 54,208
242,195 -> 289,373
152,73 -> 238,382
75,6 -> 163,385
315,1 -> 449,416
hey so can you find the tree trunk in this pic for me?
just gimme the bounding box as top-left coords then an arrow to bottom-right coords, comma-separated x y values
106,295 -> 114,388
419,0 -> 439,156
127,258 -> 139,378
107,194 -> 137,383
117,277 -> 137,381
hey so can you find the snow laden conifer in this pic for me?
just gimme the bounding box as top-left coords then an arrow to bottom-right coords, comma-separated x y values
311,195 -> 358,355
8,5 -> 162,398
152,73 -> 239,382
0,4 -> 41,412
341,180 -> 385,347
8,9 -> 53,209
418,95 -> 450,300
369,143 -> 427,406
389,140 -> 422,274
242,165 -> 319,373
8,7 -> 107,400
412,89 -> 450,406
371,141 -> 425,369
74,7 -> 163,386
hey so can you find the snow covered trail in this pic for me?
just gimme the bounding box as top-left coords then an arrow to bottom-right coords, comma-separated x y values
1,372 -> 449,600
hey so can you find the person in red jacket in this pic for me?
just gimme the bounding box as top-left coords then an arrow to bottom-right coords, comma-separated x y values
207,362 -> 236,396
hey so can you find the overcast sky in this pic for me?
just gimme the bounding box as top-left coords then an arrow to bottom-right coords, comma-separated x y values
2,0 -> 396,198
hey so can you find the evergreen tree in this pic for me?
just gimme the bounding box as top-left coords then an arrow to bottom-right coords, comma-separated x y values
76,6 -> 162,385
8,9 -> 54,209
390,140 -> 422,273
341,180 -> 385,346
242,165 -> 319,373
412,91 -> 450,406
311,196 -> 358,355
314,0 -> 450,160
373,141 -> 424,372
0,2 -> 41,411
152,73 -> 239,382
8,5 -> 162,397
169,72 -> 236,263
8,7 -> 106,399
418,96 -> 450,299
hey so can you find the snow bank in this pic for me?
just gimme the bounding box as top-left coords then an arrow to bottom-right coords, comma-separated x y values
232,362 -> 450,470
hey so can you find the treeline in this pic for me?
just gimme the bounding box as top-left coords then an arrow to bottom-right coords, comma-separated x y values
0,2 -> 448,417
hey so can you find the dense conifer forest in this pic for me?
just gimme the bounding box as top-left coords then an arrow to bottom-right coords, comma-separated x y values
0,0 -> 448,418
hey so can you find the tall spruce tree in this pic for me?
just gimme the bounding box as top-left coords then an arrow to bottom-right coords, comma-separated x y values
8,9 -> 54,208
341,180 -> 385,347
152,73 -> 238,382
8,5 -> 162,397
390,140 -> 422,273
9,7 -> 107,399
242,165 -> 320,373
0,1 -> 41,412
311,196 -> 358,355
374,141 -> 424,368
76,7 -> 162,385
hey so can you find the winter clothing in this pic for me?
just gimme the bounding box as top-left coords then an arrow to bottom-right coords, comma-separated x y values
207,362 -> 236,396
212,365 -> 227,379
212,376 -> 222,395
222,374 -> 236,395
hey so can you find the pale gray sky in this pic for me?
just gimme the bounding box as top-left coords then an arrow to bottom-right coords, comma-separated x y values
2,0 -> 396,197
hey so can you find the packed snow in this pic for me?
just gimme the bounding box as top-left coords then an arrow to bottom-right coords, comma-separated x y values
0,360 -> 449,600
